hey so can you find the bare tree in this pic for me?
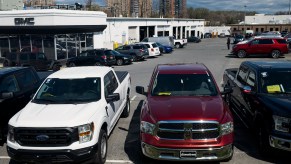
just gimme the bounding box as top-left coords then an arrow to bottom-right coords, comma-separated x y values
86,0 -> 95,10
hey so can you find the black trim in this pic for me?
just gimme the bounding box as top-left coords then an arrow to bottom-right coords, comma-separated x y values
7,143 -> 98,163
0,25 -> 107,34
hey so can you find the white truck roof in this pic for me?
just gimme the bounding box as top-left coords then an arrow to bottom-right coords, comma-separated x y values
48,66 -> 112,79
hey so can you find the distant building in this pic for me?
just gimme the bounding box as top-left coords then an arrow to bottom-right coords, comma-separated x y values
159,0 -> 187,18
130,0 -> 139,17
139,0 -> 152,17
23,0 -> 55,7
0,0 -> 23,10
106,0 -> 130,17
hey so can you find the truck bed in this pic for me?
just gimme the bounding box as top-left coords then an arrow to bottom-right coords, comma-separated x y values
115,71 -> 129,83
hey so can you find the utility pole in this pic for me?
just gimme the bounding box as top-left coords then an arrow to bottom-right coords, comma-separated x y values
289,0 -> 290,15
244,5 -> 247,35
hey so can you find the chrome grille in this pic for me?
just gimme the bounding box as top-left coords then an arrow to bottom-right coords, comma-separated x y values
157,121 -> 220,140
15,128 -> 78,147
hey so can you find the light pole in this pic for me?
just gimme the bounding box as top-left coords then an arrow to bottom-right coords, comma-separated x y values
244,5 -> 247,35
289,0 -> 291,15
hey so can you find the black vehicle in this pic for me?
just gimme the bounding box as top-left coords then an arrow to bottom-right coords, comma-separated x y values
187,36 -> 201,43
233,35 -> 244,44
0,67 -> 48,143
115,44 -> 149,61
66,49 -> 116,67
223,60 -> 291,154
204,33 -> 212,38
3,52 -> 61,71
108,50 -> 133,66
155,42 -> 165,54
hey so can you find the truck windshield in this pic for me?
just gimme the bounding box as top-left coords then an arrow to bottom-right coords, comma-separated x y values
151,74 -> 218,96
260,71 -> 291,94
34,78 -> 101,103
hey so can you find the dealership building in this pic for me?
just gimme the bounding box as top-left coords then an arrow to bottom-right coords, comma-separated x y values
0,9 -> 205,60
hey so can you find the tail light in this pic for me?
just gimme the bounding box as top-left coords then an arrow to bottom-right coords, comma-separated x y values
140,49 -> 144,52
101,55 -> 107,59
151,48 -> 154,52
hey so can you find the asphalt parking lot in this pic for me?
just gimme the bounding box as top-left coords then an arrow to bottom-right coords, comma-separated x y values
1,38 -> 290,164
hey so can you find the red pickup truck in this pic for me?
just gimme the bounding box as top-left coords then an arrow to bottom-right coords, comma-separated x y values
136,63 -> 234,162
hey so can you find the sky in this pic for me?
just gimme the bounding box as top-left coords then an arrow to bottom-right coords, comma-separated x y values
55,0 -> 291,14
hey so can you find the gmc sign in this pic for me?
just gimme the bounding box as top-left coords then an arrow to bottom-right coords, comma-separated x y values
14,18 -> 35,26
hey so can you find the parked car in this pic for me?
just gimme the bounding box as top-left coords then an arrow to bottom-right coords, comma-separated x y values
141,36 -> 175,49
66,49 -> 116,67
219,33 -> 226,38
233,35 -> 244,44
3,52 -> 61,71
283,33 -> 291,46
223,60 -> 291,154
174,38 -> 187,48
204,32 -> 212,38
281,30 -> 288,37
139,42 -> 160,57
155,42 -> 173,53
231,37 -> 289,58
109,50 -> 133,66
0,67 -> 51,143
187,36 -> 201,43
115,44 -> 149,61
7,66 -> 131,164
136,63 -> 234,162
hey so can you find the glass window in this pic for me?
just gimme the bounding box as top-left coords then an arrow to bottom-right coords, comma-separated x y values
133,45 -> 141,49
124,46 -> 131,50
246,71 -> 256,90
20,53 -> 29,62
0,75 -> 20,93
152,43 -> 158,48
0,36 -> 9,57
104,74 -> 112,97
108,71 -> 118,91
43,35 -> 55,60
259,39 -> 273,44
10,35 -> 20,53
144,44 -> 150,48
237,66 -> 248,84
151,73 -> 217,96
260,71 -> 291,94
276,39 -> 287,44
15,70 -> 38,88
34,78 -> 101,103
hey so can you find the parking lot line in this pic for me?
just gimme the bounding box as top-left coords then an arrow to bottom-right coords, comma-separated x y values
106,160 -> 133,163
0,156 -> 10,159
130,95 -> 136,101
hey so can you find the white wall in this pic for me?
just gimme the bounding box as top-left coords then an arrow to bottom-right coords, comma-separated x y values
204,26 -> 231,36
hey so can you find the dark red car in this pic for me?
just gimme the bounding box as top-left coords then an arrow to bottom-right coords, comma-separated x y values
136,63 -> 234,162
231,37 -> 289,58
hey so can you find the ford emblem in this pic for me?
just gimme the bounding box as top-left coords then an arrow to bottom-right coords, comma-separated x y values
36,135 -> 49,141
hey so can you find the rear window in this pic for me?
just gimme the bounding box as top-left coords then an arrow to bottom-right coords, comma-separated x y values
152,43 -> 158,48
276,39 -> 287,44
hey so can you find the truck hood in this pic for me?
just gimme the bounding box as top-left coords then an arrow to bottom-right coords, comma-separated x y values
10,102 -> 101,127
148,96 -> 226,122
259,94 -> 291,117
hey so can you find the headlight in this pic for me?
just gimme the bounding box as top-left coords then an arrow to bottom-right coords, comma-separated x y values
78,123 -> 94,143
7,125 -> 15,143
220,122 -> 234,135
273,115 -> 290,133
140,121 -> 156,135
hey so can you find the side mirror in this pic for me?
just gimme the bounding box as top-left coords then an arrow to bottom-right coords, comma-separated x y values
221,86 -> 233,95
106,93 -> 120,102
136,86 -> 145,95
1,92 -> 14,99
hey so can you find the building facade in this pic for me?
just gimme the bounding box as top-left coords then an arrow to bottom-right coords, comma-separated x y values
159,0 -> 187,18
130,0 -> 139,17
0,0 -> 23,11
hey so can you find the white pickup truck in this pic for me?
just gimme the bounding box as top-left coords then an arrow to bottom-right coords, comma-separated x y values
174,38 -> 187,48
7,66 -> 131,164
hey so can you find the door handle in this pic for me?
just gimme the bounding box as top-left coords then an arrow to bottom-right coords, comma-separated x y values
105,106 -> 108,117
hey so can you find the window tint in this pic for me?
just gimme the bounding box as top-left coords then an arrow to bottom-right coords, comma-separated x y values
133,45 -> 141,49
237,65 -> 248,84
143,38 -> 149,42
108,71 -> 118,91
259,39 -> 273,44
20,53 -> 29,61
104,71 -> 118,97
251,40 -> 259,45
123,46 -> 131,50
152,43 -> 158,48
80,52 -> 87,57
87,51 -> 95,56
15,69 -> 38,88
0,75 -> 20,93
37,53 -> 46,60
246,71 -> 256,90
7,53 -> 17,61
144,44 -> 150,48
95,50 -> 104,56
276,39 -> 287,44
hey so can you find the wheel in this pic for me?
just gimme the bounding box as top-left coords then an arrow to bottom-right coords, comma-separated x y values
116,59 -> 123,66
121,96 -> 130,118
69,62 -> 75,67
95,62 -> 101,66
237,50 -> 247,58
131,55 -> 137,62
52,64 -> 60,71
175,43 -> 181,48
271,50 -> 280,58
93,129 -> 107,164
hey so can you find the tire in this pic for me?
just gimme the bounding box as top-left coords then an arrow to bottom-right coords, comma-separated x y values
116,59 -> 123,66
93,129 -> 107,164
121,96 -> 130,118
95,62 -> 101,66
175,43 -> 181,48
131,54 -> 137,62
237,50 -> 247,58
69,62 -> 75,67
271,50 -> 280,58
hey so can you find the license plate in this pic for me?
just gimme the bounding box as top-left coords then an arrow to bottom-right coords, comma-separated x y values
180,150 -> 197,158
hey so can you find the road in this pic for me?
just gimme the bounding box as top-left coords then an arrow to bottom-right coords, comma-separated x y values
1,38 -> 290,164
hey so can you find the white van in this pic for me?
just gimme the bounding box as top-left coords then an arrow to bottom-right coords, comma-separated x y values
142,36 -> 175,48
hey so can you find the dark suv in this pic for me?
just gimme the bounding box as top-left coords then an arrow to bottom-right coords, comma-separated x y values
231,37 -> 289,58
66,49 -> 116,67
115,44 -> 149,61
3,52 -> 61,71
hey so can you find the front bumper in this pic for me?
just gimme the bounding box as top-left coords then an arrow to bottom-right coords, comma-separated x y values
7,143 -> 98,163
141,142 -> 233,161
270,135 -> 291,151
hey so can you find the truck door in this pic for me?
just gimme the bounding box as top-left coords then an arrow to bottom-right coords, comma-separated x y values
104,71 -> 122,130
248,39 -> 260,54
